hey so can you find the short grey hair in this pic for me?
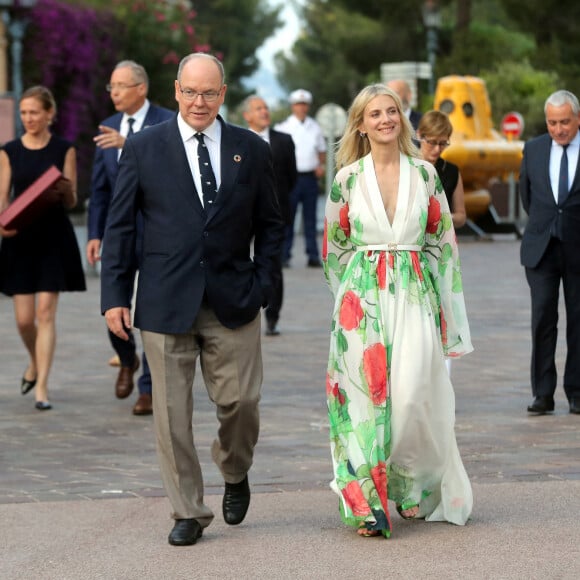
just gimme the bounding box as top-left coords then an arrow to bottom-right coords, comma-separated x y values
241,94 -> 265,113
545,90 -> 579,115
114,60 -> 149,90
177,53 -> 225,85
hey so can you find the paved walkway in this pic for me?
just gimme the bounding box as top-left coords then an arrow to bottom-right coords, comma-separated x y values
1,229 -> 579,579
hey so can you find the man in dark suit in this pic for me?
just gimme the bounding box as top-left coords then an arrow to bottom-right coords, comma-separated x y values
101,53 -> 284,546
242,95 -> 297,336
387,79 -> 422,131
87,60 -> 174,416
519,89 -> 580,415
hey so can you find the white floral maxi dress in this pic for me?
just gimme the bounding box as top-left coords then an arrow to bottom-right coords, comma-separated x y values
323,153 -> 474,537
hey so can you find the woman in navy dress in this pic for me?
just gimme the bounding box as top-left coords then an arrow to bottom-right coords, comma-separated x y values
0,86 -> 86,410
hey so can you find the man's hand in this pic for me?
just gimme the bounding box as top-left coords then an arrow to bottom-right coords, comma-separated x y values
105,307 -> 132,340
86,239 -> 101,266
94,125 -> 126,150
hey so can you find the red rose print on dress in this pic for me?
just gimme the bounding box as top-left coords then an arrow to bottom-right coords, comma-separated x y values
377,252 -> 387,289
326,373 -> 345,404
322,219 -> 328,260
426,196 -> 441,234
339,203 -> 350,238
370,461 -> 388,510
341,481 -> 372,516
440,306 -> 448,346
411,251 -> 423,281
339,291 -> 364,330
363,343 -> 387,405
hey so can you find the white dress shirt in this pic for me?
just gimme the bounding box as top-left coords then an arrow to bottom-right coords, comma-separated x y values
177,114 -> 222,207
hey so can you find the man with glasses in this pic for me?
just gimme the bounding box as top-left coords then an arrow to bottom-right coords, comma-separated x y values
101,53 -> 284,546
87,60 -> 174,416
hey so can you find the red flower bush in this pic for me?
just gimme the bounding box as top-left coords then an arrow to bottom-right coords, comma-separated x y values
339,291 -> 364,331
341,481 -> 371,516
363,343 -> 387,405
426,196 -> 441,234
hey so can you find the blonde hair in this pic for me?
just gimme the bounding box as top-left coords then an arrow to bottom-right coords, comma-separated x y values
417,110 -> 453,138
335,83 -> 419,169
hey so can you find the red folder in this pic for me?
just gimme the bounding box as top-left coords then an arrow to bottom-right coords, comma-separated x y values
0,165 -> 64,231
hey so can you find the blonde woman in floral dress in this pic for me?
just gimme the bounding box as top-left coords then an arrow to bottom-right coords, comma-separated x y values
322,84 -> 473,538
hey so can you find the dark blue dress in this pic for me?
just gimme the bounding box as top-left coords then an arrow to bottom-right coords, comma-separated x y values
0,135 -> 86,296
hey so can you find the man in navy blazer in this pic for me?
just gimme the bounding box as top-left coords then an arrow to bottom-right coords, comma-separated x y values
242,95 -> 297,336
387,79 -> 422,132
86,60 -> 174,416
101,53 -> 284,546
519,90 -> 580,415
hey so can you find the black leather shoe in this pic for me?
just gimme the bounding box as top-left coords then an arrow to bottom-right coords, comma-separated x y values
569,398 -> 580,414
266,321 -> 280,336
223,476 -> 250,525
527,396 -> 555,414
21,375 -> 37,395
307,258 -> 322,268
168,519 -> 202,546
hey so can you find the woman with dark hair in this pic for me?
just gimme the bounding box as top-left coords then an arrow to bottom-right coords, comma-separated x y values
323,84 -> 473,538
0,86 -> 86,410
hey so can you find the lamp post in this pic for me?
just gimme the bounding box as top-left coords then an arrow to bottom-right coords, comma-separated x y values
422,0 -> 441,96
0,0 -> 37,135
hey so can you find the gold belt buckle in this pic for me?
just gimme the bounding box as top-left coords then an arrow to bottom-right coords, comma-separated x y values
388,242 -> 398,251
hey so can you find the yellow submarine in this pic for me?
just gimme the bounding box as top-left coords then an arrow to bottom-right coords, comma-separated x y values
433,75 -> 524,232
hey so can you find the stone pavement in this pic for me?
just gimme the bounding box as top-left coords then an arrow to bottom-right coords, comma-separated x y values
1,230 -> 579,579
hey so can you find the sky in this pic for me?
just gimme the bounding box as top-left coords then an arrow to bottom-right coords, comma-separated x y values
243,1 -> 301,105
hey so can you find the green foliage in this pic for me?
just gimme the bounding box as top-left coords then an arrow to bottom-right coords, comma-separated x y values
275,0 -> 429,111
103,0 -> 205,110
499,0 -> 580,96
190,0 -> 282,106
437,22 -> 534,78
481,61 -> 559,138
275,0 -> 579,127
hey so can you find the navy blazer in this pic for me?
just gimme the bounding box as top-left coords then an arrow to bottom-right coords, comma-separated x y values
100,116 -> 285,333
409,109 -> 422,132
520,133 -> 580,268
87,104 -> 175,241
269,128 -> 297,225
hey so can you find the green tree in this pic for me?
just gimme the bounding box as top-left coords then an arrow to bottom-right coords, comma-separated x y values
499,0 -> 580,95
192,0 -> 282,106
275,0 -> 432,111
481,61 -> 559,139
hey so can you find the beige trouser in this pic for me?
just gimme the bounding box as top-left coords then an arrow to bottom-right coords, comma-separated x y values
141,305 -> 262,526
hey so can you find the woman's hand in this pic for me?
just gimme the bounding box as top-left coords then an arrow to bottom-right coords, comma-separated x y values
0,225 -> 18,238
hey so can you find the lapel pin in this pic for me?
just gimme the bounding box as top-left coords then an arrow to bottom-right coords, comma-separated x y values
234,154 -> 241,163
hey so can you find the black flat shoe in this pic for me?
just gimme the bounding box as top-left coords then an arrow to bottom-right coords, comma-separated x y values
223,475 -> 250,525
21,376 -> 37,395
569,398 -> 580,414
168,518 -> 202,546
35,401 -> 52,411
527,396 -> 554,414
